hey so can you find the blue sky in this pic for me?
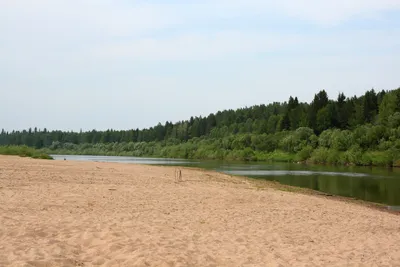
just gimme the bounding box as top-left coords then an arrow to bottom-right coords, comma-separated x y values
1,0 -> 400,131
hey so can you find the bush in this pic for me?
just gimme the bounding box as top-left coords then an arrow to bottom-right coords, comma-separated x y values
295,127 -> 314,141
310,148 -> 330,164
295,146 -> 313,162
367,151 -> 393,166
331,130 -> 354,151
326,150 -> 341,165
318,129 -> 334,148
341,145 -> 363,165
359,153 -> 372,166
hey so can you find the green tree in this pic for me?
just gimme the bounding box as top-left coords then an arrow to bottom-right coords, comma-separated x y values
363,89 -> 378,123
379,91 -> 399,125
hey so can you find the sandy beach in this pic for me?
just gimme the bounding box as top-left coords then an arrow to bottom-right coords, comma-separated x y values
0,156 -> 399,266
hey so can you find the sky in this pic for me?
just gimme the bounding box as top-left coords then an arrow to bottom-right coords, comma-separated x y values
1,0 -> 400,132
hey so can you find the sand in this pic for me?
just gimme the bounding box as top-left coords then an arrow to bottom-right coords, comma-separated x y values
0,156 -> 399,267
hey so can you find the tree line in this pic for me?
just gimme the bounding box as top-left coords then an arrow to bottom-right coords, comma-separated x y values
1,87 -> 400,166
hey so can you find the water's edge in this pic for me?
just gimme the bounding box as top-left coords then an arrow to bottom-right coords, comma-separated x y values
51,154 -> 400,208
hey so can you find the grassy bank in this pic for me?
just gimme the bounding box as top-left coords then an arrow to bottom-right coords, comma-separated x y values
0,146 -> 53,160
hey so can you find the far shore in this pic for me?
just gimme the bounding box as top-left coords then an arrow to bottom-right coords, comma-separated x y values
1,155 -> 400,266
46,150 -> 400,169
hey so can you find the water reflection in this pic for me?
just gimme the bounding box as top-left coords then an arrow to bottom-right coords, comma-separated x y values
222,170 -> 370,177
227,171 -> 400,206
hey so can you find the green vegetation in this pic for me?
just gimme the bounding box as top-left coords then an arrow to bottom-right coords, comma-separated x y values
0,145 -> 53,159
1,87 -> 400,167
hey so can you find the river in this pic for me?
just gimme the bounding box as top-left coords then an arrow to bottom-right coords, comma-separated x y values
51,155 -> 400,206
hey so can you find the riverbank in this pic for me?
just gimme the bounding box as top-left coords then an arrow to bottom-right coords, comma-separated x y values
1,155 -> 399,266
0,145 -> 52,159
43,146 -> 400,167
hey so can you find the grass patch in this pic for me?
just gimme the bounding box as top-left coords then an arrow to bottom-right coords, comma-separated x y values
0,145 -> 53,160
267,150 -> 295,162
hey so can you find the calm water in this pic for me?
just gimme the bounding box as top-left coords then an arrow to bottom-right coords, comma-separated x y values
51,155 -> 400,206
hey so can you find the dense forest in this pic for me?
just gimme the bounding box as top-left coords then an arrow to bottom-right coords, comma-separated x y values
2,87 -> 400,166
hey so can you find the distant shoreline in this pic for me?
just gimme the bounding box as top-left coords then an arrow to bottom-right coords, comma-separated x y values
45,149 -> 400,168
